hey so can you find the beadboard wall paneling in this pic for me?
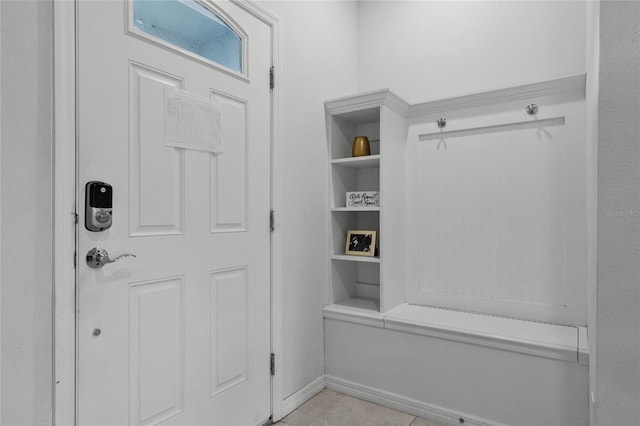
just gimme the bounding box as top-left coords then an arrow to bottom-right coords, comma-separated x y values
406,91 -> 587,326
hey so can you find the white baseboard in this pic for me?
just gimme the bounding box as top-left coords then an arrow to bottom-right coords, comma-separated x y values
325,375 -> 506,426
278,376 -> 326,420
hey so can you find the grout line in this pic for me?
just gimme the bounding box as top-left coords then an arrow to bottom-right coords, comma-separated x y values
285,390 -> 427,426
306,391 -> 345,424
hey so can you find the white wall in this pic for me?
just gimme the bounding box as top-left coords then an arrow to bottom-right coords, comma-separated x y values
0,1 -> 53,424
596,1 -> 640,424
357,1 -> 586,103
256,0 -> 358,402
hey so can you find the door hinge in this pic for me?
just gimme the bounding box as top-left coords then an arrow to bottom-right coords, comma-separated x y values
270,353 -> 275,376
270,210 -> 275,232
269,66 -> 275,90
73,212 -> 78,268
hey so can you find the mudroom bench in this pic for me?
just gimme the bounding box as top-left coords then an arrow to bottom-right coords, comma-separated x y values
323,302 -> 590,426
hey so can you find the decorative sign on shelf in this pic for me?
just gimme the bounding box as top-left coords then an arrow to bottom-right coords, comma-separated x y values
346,191 -> 379,208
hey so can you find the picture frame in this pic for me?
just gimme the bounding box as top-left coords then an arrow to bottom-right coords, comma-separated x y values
345,230 -> 377,257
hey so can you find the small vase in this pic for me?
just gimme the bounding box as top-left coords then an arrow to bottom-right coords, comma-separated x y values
352,136 -> 370,157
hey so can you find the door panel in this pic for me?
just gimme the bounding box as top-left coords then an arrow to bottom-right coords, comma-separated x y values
129,62 -> 185,236
77,1 -> 272,424
129,276 -> 184,425
210,266 -> 248,395
210,91 -> 247,232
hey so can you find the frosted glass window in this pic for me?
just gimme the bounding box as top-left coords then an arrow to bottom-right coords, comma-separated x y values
133,0 -> 242,73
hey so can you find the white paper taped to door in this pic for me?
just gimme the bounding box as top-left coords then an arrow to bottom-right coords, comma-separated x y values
165,88 -> 223,153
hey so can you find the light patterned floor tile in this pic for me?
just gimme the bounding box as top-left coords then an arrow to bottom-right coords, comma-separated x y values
281,389 -> 345,426
306,395 -> 415,426
410,417 -> 449,426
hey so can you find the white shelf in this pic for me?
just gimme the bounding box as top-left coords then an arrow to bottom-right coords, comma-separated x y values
323,297 -> 384,327
331,207 -> 380,212
331,155 -> 380,169
331,254 -> 380,263
335,297 -> 380,311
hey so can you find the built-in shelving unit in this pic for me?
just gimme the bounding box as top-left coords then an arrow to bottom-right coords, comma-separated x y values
325,89 -> 408,313
323,78 -> 590,426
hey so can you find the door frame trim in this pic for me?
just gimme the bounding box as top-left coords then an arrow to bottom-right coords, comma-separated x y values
53,1 -> 77,422
52,1 -> 283,424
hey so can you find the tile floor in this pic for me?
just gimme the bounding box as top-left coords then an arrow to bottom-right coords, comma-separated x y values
275,389 -> 445,426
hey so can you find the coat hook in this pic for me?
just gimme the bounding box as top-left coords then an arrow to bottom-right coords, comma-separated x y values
526,104 -> 538,115
436,117 -> 447,128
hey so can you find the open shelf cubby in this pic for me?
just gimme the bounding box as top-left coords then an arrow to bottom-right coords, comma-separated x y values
325,90 -> 408,313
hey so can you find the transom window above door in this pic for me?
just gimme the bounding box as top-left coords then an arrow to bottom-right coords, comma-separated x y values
131,0 -> 244,74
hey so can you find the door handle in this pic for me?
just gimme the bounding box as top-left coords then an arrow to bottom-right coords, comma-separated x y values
86,247 -> 136,269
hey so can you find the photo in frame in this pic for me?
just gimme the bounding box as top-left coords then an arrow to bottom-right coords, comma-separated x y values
345,230 -> 377,257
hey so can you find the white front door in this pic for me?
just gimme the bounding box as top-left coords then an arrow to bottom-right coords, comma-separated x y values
77,1 -> 272,424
